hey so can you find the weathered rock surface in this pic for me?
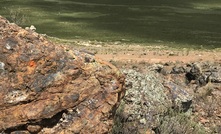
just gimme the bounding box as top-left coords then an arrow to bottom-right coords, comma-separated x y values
112,61 -> 221,134
0,16 -> 125,133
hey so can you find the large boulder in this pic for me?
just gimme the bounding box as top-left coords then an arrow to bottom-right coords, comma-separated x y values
0,16 -> 125,134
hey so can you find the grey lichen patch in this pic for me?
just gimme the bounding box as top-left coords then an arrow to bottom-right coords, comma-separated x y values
4,90 -> 29,104
119,69 -> 172,130
5,38 -> 18,50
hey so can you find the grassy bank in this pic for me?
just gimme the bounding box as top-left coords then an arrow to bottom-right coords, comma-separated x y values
0,0 -> 221,49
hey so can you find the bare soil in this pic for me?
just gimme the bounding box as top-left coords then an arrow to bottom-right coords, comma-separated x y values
71,41 -> 221,64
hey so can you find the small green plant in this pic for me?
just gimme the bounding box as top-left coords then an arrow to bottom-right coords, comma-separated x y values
111,102 -> 125,134
155,109 -> 206,134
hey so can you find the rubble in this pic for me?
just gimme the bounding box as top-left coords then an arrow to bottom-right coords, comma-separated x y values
0,16 -> 125,133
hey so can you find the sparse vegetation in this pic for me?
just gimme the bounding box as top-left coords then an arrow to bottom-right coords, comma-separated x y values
111,102 -> 207,134
0,0 -> 221,48
155,109 -> 206,134
111,102 -> 125,134
6,7 -> 29,25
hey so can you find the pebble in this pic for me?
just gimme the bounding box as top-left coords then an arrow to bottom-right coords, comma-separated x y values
5,43 -> 11,50
139,118 -> 146,124
0,62 -> 5,70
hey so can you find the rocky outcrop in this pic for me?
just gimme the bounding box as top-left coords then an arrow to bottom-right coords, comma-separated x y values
113,61 -> 221,134
0,16 -> 125,133
112,69 -> 194,134
114,70 -> 173,134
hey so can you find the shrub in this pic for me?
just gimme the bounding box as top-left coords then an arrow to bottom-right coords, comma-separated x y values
6,7 -> 29,25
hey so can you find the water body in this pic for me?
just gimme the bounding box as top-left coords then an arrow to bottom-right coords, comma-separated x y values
0,0 -> 221,48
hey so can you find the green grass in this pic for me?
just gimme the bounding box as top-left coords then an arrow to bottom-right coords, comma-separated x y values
0,0 -> 221,49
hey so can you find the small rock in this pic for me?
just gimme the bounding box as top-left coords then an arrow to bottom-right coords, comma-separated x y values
161,66 -> 172,75
148,63 -> 164,72
5,43 -> 11,50
140,118 -> 147,124
27,125 -> 42,133
0,62 -> 5,70
30,25 -> 36,31
172,66 -> 185,74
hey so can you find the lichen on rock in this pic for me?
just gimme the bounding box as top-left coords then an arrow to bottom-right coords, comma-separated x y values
0,16 -> 125,134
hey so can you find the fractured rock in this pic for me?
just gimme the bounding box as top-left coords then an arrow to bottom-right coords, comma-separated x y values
0,16 -> 125,134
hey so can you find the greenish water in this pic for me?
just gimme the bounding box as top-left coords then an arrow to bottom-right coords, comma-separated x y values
0,0 -> 221,48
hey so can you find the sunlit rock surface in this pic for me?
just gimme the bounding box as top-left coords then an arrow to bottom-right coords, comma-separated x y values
0,16 -> 125,134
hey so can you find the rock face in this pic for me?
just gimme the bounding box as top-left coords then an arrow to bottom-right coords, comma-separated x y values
112,61 -> 221,134
0,16 -> 125,133
112,69 -> 194,134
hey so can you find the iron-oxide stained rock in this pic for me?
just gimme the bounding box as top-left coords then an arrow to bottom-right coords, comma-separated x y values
0,16 -> 125,134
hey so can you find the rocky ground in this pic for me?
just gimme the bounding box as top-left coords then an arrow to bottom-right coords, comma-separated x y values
63,40 -> 221,134
116,61 -> 221,134
1,15 -> 220,133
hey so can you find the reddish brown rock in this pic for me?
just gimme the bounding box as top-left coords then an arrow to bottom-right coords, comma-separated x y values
0,16 -> 125,133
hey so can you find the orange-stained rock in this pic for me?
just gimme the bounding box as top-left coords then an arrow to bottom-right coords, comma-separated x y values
0,16 -> 125,134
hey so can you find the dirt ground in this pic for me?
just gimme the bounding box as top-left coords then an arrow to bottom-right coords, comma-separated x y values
70,41 -> 221,64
